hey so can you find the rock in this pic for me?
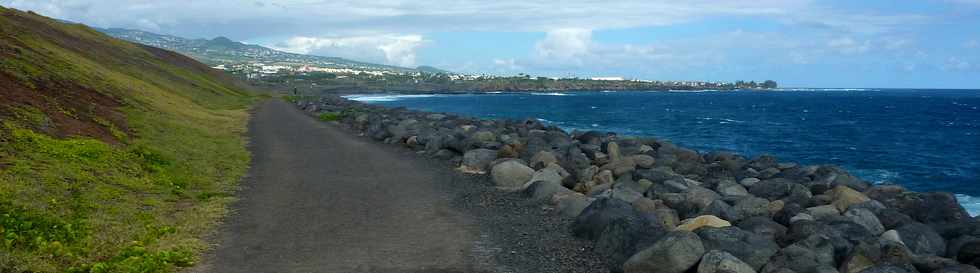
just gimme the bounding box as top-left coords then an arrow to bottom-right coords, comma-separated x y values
734,197 -> 772,222
740,177 -> 761,187
912,255 -> 960,273
949,236 -> 980,260
638,144 -> 654,153
698,226 -> 780,271
530,151 -> 558,169
839,242 -> 878,273
677,215 -> 732,231
698,250 -> 758,273
606,185 -> 645,204
596,217 -> 665,272
880,230 -> 904,245
686,186 -> 722,212
856,264 -> 914,273
556,194 -> 594,218
895,223 -> 946,256
959,241 -> 980,266
637,167 -> 685,183
791,213 -> 815,223
633,154 -> 656,169
433,149 -> 457,159
896,223 -> 947,256
831,186 -> 870,212
601,157 -> 637,177
490,160 -> 534,190
607,142 -> 623,161
807,205 -> 841,221
769,200 -> 786,216
497,144 -> 520,158
877,209 -> 914,230
934,265 -> 980,273
703,200 -> 737,221
573,197 -> 640,240
750,178 -> 793,201
525,179 -> 570,201
595,169 -> 615,185
763,234 -> 836,273
471,130 -> 496,142
624,231 -> 706,273
738,216 -> 788,242
843,208 -> 885,235
459,148 -> 498,174
718,182 -> 750,197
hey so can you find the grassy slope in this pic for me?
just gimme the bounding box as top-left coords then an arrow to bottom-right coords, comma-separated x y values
0,7 -> 258,272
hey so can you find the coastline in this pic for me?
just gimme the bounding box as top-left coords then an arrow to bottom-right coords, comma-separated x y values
293,94 -> 980,273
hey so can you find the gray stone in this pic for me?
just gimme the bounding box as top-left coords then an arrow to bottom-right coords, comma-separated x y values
530,151 -> 558,169
697,226 -> 780,271
843,208 -> 885,235
624,231 -> 706,273
806,205 -> 840,221
633,154 -> 656,169
740,177 -> 761,187
490,160 -> 534,190
896,222 -> 947,256
460,148 -> 498,174
698,250 -> 758,273
718,182 -> 750,197
734,197 -> 771,222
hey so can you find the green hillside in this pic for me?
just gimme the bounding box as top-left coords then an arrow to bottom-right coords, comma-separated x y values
0,7 -> 257,272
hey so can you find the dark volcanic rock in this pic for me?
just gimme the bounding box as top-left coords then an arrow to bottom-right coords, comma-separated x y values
896,222 -> 948,257
595,216 -> 665,272
697,226 -> 780,271
572,197 -> 641,240
623,230 -> 705,273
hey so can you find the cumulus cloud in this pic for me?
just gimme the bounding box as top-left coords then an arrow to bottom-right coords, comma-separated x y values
534,28 -> 593,66
274,34 -> 426,67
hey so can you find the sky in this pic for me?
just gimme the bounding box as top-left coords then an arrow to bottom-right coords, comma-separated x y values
3,0 -> 980,88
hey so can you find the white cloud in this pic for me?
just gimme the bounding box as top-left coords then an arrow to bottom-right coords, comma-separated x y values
274,34 -> 426,67
534,28 -> 593,66
492,58 -> 522,70
943,57 -> 972,71
828,37 -> 872,54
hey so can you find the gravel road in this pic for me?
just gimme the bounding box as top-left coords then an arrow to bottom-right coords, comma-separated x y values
191,99 -> 607,273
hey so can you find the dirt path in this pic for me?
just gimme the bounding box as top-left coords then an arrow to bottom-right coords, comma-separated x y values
193,99 -> 607,273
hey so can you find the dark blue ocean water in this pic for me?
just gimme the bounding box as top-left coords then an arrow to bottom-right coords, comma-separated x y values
348,89 -> 980,215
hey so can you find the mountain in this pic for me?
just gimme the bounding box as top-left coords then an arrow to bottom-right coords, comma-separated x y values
98,27 -> 434,74
1,7 -> 254,272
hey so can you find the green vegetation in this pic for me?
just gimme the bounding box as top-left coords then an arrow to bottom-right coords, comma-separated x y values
0,6 -> 256,272
318,112 -> 342,121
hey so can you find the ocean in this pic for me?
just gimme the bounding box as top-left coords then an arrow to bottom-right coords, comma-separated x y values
346,89 -> 980,216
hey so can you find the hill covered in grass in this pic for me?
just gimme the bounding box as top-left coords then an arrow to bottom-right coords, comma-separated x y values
0,7 -> 258,272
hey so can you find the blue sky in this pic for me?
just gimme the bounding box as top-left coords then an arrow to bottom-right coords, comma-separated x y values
4,0 -> 980,88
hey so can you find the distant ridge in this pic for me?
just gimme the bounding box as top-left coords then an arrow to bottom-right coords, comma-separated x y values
97,27 -> 443,74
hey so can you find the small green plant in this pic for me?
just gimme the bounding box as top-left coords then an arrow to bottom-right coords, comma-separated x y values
318,112 -> 341,121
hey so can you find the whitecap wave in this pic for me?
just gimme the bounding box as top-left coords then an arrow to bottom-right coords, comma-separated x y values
342,94 -> 441,102
531,92 -> 570,96
956,194 -> 980,217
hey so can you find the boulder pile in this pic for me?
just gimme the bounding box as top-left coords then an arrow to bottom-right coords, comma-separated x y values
297,96 -> 980,273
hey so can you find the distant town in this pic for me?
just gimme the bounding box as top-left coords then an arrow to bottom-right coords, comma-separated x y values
100,27 -> 777,94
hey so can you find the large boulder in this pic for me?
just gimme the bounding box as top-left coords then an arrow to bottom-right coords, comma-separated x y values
763,234 -> 836,273
698,250 -> 758,273
459,148 -> 498,174
595,217 -> 665,272
750,178 -> 794,201
573,197 -> 640,240
830,186 -> 870,212
490,160 -> 534,190
697,226 -> 780,271
530,151 -> 559,169
525,179 -> 571,201
959,241 -> 980,266
843,208 -> 885,235
624,231 -> 706,273
896,222 -> 947,256
738,216 -> 789,242
556,193 -> 594,218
